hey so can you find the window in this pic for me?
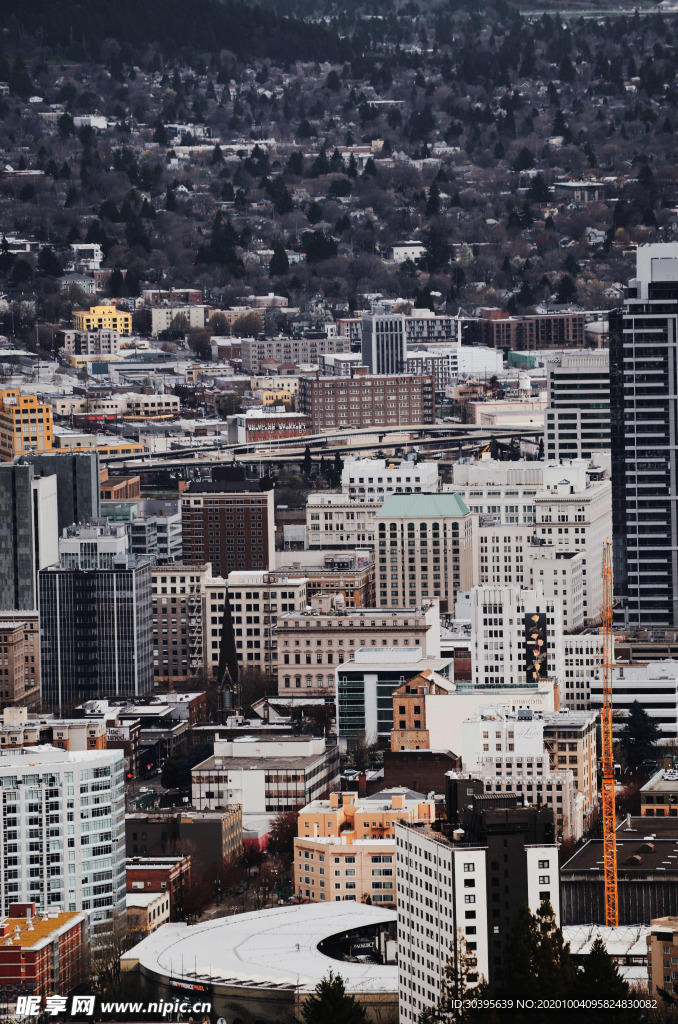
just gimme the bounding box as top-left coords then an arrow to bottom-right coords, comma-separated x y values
464,895 -> 476,904
538,875 -> 550,885
463,863 -> 475,872
538,860 -> 549,869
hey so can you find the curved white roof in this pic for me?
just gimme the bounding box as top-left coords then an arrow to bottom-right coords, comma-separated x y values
121,902 -> 397,994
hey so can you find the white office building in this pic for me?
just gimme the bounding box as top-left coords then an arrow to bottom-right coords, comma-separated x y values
447,458 -> 611,625
470,584 -> 563,691
396,819 -> 559,1022
307,493 -> 380,549
590,661 -> 678,738
341,457 -> 438,503
0,745 -> 126,937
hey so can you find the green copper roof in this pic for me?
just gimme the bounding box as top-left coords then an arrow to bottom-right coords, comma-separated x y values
376,492 -> 470,518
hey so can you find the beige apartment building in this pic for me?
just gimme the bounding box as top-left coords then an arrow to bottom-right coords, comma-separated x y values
648,917 -> 678,998
293,788 -> 435,904
376,493 -> 476,613
0,612 -> 40,707
542,709 -> 598,817
277,596 -> 441,696
204,572 -> 308,678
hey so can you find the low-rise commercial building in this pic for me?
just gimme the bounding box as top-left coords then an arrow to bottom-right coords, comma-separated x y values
191,737 -> 340,819
126,891 -> 171,936
126,855 -> 191,921
73,304 -> 132,334
126,808 -> 243,873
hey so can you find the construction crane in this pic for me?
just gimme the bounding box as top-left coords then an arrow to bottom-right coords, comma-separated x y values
601,538 -> 618,926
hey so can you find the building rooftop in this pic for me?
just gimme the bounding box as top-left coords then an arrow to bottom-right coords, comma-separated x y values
641,769 -> 678,794
0,912 -> 86,950
126,892 -> 167,909
376,493 -> 469,518
562,835 -> 678,874
121,903 -> 397,994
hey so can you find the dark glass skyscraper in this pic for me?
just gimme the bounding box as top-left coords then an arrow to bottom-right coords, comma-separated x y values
610,243 -> 678,626
39,527 -> 153,714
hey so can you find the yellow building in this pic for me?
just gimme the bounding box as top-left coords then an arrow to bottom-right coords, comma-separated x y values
73,305 -> 132,334
0,390 -> 54,461
293,788 -> 435,905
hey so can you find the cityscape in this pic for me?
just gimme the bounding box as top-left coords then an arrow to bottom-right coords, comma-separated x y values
2,0 -> 678,1021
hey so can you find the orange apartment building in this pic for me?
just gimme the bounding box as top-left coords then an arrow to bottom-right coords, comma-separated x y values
0,904 -> 87,1000
0,391 -> 54,461
293,788 -> 435,905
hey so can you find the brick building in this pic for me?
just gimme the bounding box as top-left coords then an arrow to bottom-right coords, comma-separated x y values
126,855 -> 191,921
297,372 -> 435,432
275,555 -> 375,609
181,474 -> 275,576
458,309 -> 586,351
0,904 -> 87,1001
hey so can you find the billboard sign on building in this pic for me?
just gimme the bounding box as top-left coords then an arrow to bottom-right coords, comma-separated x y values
525,612 -> 548,682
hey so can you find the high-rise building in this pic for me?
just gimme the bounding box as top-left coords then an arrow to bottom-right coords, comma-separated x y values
39,522 -> 153,714
24,451 -> 100,534
204,571 -> 308,679
375,493 -> 476,613
361,308 -> 407,374
396,800 -> 558,1021
610,243 -> 678,626
545,351 -> 610,462
470,584 -> 563,690
181,471 -> 275,576
0,464 -> 58,610
0,391 -> 54,461
151,563 -> 211,684
0,745 -> 126,937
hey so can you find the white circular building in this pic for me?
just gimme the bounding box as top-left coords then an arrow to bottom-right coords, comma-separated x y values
121,902 -> 397,1022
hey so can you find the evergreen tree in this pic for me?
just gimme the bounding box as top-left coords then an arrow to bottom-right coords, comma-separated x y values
513,146 -> 535,171
269,243 -> 289,277
426,180 -> 441,216
500,901 -> 577,1019
37,246 -> 62,278
529,173 -> 551,203
418,931 -> 498,1024
300,971 -> 367,1024
302,446 -> 313,477
578,936 -> 631,1023
619,700 -> 660,772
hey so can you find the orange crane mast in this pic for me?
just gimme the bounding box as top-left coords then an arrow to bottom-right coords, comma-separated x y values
601,538 -> 618,926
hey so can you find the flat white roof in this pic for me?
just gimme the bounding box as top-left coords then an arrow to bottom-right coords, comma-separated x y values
121,902 -> 397,994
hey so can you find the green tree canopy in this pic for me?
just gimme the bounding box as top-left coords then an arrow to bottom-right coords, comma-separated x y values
619,700 -> 660,772
300,971 -> 368,1024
